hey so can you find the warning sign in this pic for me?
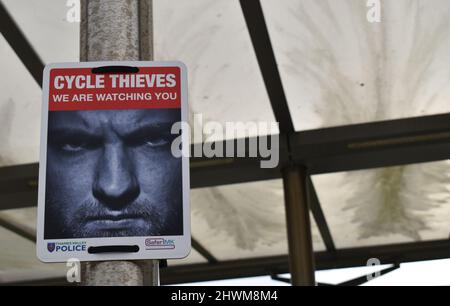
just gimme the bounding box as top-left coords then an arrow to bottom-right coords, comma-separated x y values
37,61 -> 190,262
48,66 -> 181,110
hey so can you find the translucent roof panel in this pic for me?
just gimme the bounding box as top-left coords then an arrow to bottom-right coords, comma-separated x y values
2,0 -> 279,160
0,35 -> 41,167
312,160 -> 450,249
154,0 -> 279,141
262,0 -> 450,131
2,0 -> 79,63
191,179 -> 325,261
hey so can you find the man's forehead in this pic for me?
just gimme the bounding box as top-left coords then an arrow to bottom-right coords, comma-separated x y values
49,109 -> 179,130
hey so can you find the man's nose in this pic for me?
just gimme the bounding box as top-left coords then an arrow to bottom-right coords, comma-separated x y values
93,144 -> 140,209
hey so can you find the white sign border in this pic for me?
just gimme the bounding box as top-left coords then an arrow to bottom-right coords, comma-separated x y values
36,61 -> 191,262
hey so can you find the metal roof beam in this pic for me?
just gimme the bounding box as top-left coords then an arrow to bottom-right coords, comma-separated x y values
0,1 -> 44,87
240,0 -> 294,133
191,237 -> 218,264
307,177 -> 335,252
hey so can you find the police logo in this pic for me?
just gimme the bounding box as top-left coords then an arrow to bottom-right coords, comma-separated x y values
47,242 -> 56,253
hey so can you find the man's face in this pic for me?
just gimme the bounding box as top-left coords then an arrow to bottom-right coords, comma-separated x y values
44,109 -> 182,239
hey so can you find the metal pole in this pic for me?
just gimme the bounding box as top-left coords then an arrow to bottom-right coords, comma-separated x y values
282,165 -> 316,286
79,0 -> 158,286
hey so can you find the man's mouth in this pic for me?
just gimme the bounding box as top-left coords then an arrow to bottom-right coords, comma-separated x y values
87,213 -> 141,221
85,213 -> 145,229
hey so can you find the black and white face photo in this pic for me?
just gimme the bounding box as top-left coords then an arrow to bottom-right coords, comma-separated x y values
44,109 -> 183,239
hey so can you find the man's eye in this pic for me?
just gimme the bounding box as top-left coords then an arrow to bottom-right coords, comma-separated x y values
61,143 -> 86,152
145,137 -> 170,147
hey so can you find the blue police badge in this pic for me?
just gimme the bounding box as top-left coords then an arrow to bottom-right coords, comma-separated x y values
47,242 -> 56,253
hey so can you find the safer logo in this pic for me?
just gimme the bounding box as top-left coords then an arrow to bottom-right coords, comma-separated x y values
145,238 -> 175,250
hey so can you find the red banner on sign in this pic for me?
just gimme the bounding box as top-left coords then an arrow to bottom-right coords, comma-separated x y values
48,67 -> 181,111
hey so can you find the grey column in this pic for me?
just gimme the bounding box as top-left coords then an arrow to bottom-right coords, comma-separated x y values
282,165 -> 316,286
79,0 -> 158,286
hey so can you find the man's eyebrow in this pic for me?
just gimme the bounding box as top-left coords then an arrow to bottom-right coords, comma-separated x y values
118,122 -> 175,138
48,127 -> 101,139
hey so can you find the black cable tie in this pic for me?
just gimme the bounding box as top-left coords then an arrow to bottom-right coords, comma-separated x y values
88,245 -> 140,254
91,66 -> 139,74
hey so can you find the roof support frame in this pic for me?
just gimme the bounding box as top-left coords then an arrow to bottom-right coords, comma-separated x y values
2,0 -> 450,286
